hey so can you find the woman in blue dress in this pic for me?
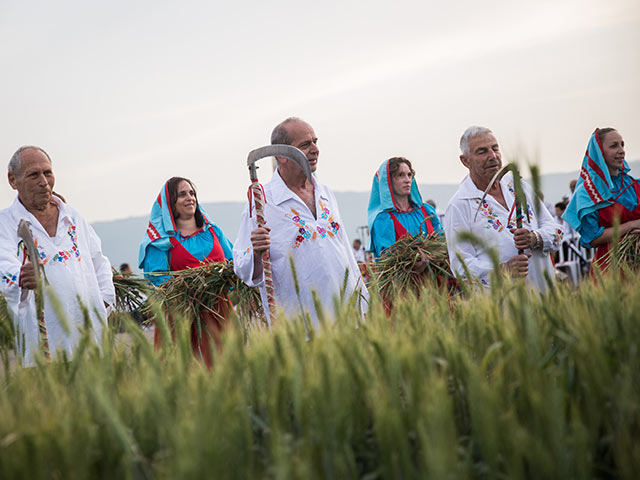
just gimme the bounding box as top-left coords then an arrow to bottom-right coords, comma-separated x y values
367,157 -> 443,259
138,176 -> 233,367
563,128 -> 640,270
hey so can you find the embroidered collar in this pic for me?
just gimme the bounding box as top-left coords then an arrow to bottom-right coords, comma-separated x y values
52,195 -> 74,224
456,173 -> 514,201
11,195 -> 73,231
269,169 -> 328,207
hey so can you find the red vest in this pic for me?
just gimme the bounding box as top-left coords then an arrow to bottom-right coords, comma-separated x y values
594,179 -> 640,264
168,226 -> 225,270
388,205 -> 434,241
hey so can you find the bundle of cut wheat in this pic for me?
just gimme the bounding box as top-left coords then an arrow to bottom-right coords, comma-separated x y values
112,269 -> 150,313
375,233 -> 454,298
600,232 -> 640,272
147,261 -> 262,325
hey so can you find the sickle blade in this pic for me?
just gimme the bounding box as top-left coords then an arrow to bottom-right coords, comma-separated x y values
17,220 -> 42,284
473,164 -> 512,221
17,219 -> 50,358
247,145 -> 312,183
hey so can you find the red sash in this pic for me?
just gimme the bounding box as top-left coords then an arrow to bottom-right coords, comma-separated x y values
388,205 -> 434,241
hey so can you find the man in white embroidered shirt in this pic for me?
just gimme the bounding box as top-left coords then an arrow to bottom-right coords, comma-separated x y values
0,146 -> 115,365
444,126 -> 563,290
233,118 -> 368,325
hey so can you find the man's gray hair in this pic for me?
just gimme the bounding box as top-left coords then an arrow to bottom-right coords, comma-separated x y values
8,146 -> 52,175
271,117 -> 305,145
459,126 -> 493,156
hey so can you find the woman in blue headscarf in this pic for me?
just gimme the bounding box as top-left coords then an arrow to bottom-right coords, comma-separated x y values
138,176 -> 233,367
367,157 -> 443,259
563,128 -> 640,267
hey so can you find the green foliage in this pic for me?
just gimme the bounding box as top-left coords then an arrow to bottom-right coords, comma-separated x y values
0,295 -> 13,348
0,273 -> 639,479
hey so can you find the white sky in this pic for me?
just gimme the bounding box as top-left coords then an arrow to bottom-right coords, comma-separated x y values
1,0 -> 639,222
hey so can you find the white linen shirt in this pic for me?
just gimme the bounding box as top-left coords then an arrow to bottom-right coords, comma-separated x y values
444,173 -> 563,290
0,196 -> 115,365
233,171 -> 368,325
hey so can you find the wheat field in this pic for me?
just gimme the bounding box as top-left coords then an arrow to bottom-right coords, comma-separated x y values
0,269 -> 638,479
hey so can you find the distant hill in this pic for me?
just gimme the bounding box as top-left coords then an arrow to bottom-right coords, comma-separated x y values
94,161 -> 639,271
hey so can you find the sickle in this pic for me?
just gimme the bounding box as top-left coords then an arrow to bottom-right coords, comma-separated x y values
245,144 -> 311,325
17,219 -> 50,358
508,164 -> 532,254
247,144 -> 312,182
473,164 -> 512,221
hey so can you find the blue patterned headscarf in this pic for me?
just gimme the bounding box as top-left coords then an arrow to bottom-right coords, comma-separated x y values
563,128 -> 630,230
367,158 -> 423,249
137,180 -> 214,269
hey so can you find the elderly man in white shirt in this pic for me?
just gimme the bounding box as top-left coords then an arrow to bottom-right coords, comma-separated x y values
0,146 -> 115,365
444,127 -> 563,290
233,118 -> 368,325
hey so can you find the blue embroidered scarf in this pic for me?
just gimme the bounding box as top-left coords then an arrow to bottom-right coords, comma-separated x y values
563,129 -> 630,231
137,180 -> 214,268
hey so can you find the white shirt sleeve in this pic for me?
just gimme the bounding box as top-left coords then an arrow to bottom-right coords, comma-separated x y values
328,189 -> 369,309
526,188 -> 564,254
232,203 -> 264,287
0,220 -> 23,311
85,219 -> 116,308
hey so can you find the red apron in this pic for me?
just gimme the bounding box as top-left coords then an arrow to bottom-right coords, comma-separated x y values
168,226 -> 225,270
388,205 -> 434,241
593,179 -> 640,267
155,226 -> 230,368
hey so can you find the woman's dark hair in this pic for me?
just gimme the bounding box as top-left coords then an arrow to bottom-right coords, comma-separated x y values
596,127 -> 616,144
555,202 -> 566,212
166,176 -> 204,228
387,157 -> 415,179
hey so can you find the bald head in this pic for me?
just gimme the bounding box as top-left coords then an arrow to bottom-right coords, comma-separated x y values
270,117 -> 319,174
271,117 -> 306,146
